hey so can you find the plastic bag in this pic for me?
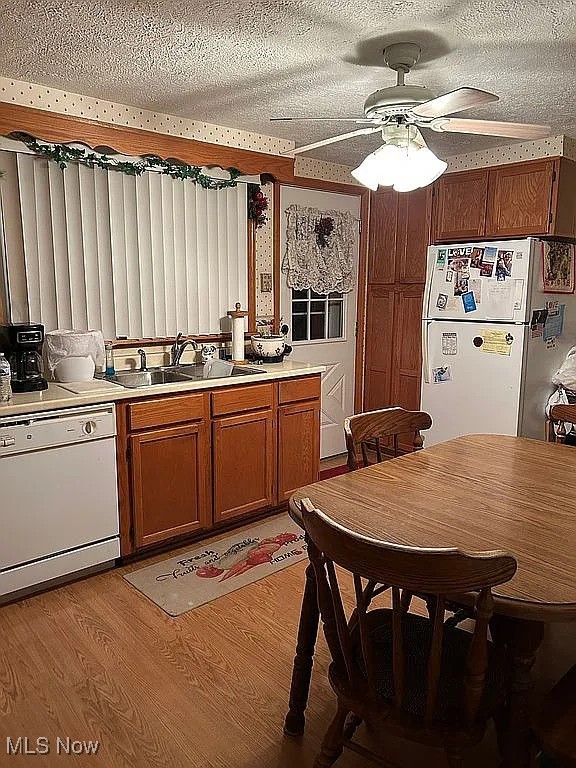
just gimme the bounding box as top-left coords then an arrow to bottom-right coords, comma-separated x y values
552,346 -> 576,390
45,330 -> 105,374
546,387 -> 574,436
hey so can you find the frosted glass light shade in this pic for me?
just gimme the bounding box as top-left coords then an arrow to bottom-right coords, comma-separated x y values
351,142 -> 447,192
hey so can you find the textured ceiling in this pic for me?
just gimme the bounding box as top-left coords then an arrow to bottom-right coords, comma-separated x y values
1,0 -> 575,166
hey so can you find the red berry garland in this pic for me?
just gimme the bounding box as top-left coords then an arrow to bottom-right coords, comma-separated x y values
248,184 -> 269,228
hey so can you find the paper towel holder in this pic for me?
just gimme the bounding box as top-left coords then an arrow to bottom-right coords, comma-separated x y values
227,302 -> 249,365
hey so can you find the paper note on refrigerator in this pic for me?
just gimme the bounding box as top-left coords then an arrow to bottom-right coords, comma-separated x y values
482,330 -> 512,356
441,332 -> 458,355
485,280 -> 514,318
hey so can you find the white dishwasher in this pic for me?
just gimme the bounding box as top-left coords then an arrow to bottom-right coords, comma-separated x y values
0,403 -> 120,599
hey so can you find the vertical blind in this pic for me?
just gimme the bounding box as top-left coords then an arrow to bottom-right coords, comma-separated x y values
0,150 -> 248,337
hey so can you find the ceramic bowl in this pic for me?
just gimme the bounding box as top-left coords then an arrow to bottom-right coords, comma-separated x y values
250,334 -> 286,358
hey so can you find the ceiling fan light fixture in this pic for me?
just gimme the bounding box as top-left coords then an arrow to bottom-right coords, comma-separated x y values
352,139 -> 447,192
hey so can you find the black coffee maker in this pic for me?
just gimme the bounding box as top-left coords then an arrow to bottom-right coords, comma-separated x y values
0,323 -> 48,392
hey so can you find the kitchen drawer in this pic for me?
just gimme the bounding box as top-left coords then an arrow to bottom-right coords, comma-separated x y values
278,375 -> 321,405
128,392 -> 207,431
211,382 -> 274,417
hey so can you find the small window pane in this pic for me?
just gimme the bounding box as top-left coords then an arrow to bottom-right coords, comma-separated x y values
328,291 -> 343,299
292,289 -> 308,300
310,300 -> 326,313
310,314 -> 325,340
291,301 -> 308,314
328,300 -> 343,338
292,315 -> 307,341
311,290 -> 325,299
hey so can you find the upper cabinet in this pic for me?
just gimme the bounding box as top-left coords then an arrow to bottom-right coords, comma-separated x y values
368,188 -> 398,284
431,158 -> 576,243
431,169 -> 488,242
486,160 -> 554,237
368,187 -> 431,285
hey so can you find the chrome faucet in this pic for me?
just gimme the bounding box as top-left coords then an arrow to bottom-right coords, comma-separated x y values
170,333 -> 199,366
137,348 -> 147,371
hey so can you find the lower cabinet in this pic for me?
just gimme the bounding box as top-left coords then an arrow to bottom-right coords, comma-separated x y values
212,408 -> 276,523
130,422 -> 211,548
119,375 -> 322,555
278,401 -> 320,503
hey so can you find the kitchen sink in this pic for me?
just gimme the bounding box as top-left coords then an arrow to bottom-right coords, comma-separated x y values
108,364 -> 265,388
108,369 -> 195,388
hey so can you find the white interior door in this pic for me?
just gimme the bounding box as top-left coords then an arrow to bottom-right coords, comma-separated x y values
280,186 -> 361,458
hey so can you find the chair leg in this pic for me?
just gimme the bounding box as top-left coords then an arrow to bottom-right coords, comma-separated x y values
314,703 -> 349,768
446,748 -> 464,767
343,712 -> 362,741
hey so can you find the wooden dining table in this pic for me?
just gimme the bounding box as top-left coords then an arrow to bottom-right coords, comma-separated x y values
284,434 -> 576,768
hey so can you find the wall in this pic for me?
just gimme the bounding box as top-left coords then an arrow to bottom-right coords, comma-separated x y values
445,135 -> 569,172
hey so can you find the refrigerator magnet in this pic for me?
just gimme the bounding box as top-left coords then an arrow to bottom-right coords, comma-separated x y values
462,291 -> 477,313
436,293 -> 448,310
480,246 -> 497,277
432,365 -> 452,383
441,332 -> 458,355
454,275 -> 469,297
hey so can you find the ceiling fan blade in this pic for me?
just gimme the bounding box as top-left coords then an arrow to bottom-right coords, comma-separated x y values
412,87 -> 499,118
271,117 -> 373,123
283,127 -> 381,156
429,117 -> 551,139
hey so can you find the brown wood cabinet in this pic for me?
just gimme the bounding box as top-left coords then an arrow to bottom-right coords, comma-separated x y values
368,187 -> 431,285
364,187 -> 430,417
117,374 -> 321,556
364,286 -> 395,412
277,401 -> 320,503
432,158 -> 576,242
486,160 -> 554,237
431,168 -> 488,242
213,408 -> 276,522
130,422 -> 211,548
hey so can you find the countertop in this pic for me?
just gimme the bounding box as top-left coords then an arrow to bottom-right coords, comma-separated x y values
0,360 -> 325,419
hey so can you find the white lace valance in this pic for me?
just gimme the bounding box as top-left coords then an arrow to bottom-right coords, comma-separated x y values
281,204 -> 356,294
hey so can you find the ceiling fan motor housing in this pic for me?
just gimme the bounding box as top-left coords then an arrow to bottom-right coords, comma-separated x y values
363,85 -> 436,119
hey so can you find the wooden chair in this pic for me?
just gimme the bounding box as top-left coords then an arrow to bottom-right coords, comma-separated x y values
344,407 -> 432,471
533,664 -> 576,767
300,498 -> 517,768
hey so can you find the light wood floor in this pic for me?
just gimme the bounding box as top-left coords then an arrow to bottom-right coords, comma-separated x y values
1,515 -> 574,767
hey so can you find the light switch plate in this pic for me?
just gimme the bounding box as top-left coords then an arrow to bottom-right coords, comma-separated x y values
260,273 -> 272,293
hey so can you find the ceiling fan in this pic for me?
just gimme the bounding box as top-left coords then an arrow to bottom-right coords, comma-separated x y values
271,43 -> 551,191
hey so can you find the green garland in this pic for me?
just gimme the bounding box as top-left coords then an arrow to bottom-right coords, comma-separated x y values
12,132 -> 241,189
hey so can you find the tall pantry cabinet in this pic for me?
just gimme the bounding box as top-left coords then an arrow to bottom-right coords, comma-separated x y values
363,186 -> 430,423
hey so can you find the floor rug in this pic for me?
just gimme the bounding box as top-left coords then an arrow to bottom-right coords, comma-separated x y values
123,514 -> 307,616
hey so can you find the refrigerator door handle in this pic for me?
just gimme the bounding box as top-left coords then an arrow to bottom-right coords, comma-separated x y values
423,248 -> 434,317
422,321 -> 430,384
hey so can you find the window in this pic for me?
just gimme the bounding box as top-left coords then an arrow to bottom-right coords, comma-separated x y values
291,289 -> 345,342
0,148 -> 248,338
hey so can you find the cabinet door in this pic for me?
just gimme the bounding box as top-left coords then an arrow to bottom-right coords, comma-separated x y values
432,169 -> 488,242
397,187 -> 432,283
278,401 -> 320,503
368,188 -> 398,284
486,160 -> 555,237
130,423 -> 211,549
213,409 -> 276,522
363,285 -> 395,411
392,286 -> 424,449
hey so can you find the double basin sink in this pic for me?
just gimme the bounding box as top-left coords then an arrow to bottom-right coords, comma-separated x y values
108,363 -> 264,389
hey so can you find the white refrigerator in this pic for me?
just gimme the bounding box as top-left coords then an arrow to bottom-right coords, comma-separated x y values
421,238 -> 576,446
